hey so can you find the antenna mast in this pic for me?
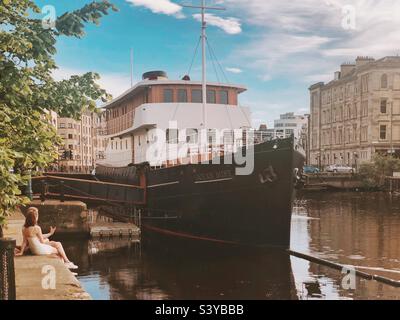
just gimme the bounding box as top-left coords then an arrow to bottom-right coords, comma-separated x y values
130,48 -> 134,87
182,1 -> 225,128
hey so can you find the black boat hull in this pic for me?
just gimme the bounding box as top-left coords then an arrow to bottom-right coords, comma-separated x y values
141,138 -> 304,249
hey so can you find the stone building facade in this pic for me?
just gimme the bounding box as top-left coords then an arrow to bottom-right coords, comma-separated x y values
309,56 -> 400,168
57,110 -> 107,172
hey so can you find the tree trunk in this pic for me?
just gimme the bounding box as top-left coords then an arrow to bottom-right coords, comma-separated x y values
0,225 -> 3,238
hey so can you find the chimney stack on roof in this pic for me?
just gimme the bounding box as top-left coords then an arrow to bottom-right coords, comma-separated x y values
355,56 -> 375,68
340,62 -> 356,78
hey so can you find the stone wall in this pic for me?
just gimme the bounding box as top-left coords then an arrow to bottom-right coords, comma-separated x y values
20,200 -> 89,237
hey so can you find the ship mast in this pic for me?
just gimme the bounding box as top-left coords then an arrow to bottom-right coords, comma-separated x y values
182,1 -> 225,128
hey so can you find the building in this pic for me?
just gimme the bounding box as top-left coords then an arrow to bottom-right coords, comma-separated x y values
261,113 -> 308,143
309,56 -> 400,168
57,110 -> 107,172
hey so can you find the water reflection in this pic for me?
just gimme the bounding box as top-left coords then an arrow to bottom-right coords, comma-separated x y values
64,239 -> 297,300
64,192 -> 400,300
292,191 -> 400,300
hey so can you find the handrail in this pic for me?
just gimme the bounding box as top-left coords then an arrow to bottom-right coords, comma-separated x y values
33,175 -> 144,190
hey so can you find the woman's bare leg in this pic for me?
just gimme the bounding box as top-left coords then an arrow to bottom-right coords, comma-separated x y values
49,241 -> 70,263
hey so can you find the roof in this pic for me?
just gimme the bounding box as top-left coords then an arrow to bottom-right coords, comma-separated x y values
102,80 -> 247,109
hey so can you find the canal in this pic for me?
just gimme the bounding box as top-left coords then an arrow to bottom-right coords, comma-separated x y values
63,192 -> 400,300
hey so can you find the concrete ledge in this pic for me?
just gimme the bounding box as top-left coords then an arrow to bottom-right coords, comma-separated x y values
14,255 -> 91,300
4,210 -> 91,300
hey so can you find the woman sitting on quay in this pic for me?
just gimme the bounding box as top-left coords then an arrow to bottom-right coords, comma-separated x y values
15,207 -> 78,269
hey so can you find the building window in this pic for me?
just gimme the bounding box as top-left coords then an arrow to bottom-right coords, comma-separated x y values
207,90 -> 216,104
59,123 -> 66,129
361,126 -> 368,142
381,74 -> 388,89
285,129 -> 294,137
163,89 -> 174,103
220,90 -> 229,104
361,74 -> 369,93
381,99 -> 387,114
177,89 -> 188,102
361,100 -> 368,117
68,123 -> 73,129
68,134 -> 73,139
68,145 -> 73,150
192,89 -> 202,103
380,125 -> 387,140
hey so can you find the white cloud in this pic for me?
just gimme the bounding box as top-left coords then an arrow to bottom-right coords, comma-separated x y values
226,67 -> 242,73
126,0 -> 183,17
52,67 -> 132,100
193,13 -> 242,34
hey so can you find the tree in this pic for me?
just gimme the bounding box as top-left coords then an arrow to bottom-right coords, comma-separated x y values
358,154 -> 400,189
0,0 -> 118,235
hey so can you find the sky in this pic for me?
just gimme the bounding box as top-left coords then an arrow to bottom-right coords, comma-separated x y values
36,0 -> 400,127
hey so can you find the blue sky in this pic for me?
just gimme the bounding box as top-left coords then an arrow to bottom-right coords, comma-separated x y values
36,0 -> 400,127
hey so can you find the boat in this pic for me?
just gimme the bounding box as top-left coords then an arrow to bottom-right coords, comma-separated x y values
95,3 -> 305,249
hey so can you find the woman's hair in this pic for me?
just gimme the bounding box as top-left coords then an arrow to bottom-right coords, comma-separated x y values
24,207 -> 38,228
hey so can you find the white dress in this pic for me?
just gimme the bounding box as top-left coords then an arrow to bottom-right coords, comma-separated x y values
25,226 -> 55,255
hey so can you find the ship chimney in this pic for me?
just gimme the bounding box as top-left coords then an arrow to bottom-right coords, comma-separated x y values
142,71 -> 168,81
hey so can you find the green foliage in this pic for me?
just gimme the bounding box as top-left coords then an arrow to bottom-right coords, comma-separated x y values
0,0 -> 117,226
358,154 -> 400,189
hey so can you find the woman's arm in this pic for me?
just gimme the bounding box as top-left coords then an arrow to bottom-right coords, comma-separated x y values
15,230 -> 27,256
42,227 -> 56,239
36,226 -> 47,244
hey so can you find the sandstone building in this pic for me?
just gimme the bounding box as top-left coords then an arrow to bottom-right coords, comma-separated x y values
309,56 -> 400,168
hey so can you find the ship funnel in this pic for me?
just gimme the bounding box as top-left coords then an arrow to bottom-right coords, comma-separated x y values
142,71 -> 168,81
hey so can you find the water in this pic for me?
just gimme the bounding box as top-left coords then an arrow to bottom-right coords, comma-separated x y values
63,192 -> 400,300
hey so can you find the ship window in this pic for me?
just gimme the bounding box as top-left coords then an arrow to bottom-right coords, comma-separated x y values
166,129 -> 178,144
192,89 -> 203,103
220,90 -> 229,104
207,90 -> 216,104
163,89 -> 174,103
178,89 -> 188,102
208,129 -> 217,145
186,129 -> 198,143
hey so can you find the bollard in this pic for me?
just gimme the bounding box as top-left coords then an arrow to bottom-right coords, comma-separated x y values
0,238 -> 16,300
